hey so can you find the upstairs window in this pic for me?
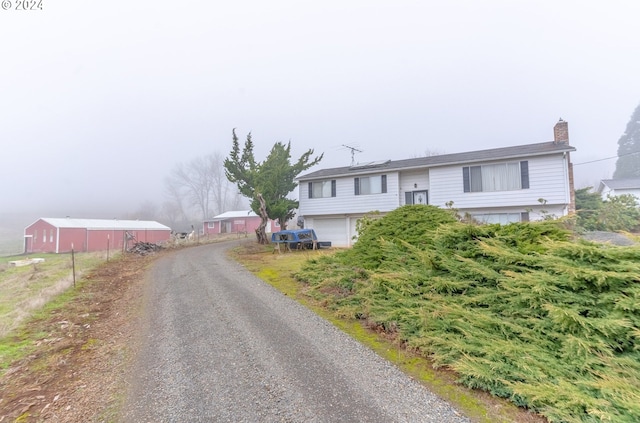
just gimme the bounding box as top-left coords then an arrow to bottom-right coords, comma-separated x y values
463,161 -> 529,193
308,180 -> 336,198
355,175 -> 387,195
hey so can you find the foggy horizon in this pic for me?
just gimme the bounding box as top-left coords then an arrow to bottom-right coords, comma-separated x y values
2,1 -> 639,227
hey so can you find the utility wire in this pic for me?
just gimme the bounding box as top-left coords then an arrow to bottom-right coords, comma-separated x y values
573,150 -> 640,166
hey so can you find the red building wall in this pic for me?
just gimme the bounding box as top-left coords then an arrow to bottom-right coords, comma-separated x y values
57,228 -> 87,253
86,229 -> 170,252
203,217 -> 278,235
24,219 -> 171,253
24,220 -> 58,253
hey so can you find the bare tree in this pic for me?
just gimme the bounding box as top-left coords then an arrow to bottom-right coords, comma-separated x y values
132,200 -> 158,220
411,149 -> 445,158
208,152 -> 245,216
164,152 -> 245,224
163,175 -> 191,223
160,199 -> 189,230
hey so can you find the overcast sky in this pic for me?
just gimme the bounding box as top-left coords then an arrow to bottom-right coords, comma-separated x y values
1,0 -> 639,218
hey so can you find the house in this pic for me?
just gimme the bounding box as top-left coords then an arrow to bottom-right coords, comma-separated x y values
597,178 -> 640,202
202,210 -> 279,236
24,218 -> 171,254
297,120 -> 576,247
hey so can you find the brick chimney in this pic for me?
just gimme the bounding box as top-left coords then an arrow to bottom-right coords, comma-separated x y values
553,118 -> 569,144
552,118 -> 576,214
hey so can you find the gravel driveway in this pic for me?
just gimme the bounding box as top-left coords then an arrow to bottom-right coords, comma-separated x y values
120,240 -> 470,423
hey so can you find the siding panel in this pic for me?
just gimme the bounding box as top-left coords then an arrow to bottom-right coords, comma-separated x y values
430,155 -> 569,209
299,172 -> 400,216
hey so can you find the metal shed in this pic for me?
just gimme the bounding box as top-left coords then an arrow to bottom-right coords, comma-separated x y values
23,218 -> 171,253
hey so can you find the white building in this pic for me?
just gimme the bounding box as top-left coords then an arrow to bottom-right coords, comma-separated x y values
297,120 -> 576,247
597,178 -> 640,202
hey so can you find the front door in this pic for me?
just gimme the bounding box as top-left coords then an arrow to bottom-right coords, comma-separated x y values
413,191 -> 428,205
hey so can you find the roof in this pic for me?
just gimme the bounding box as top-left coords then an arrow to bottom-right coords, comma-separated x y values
298,141 -> 576,181
37,218 -> 171,231
599,178 -> 640,191
207,210 -> 258,221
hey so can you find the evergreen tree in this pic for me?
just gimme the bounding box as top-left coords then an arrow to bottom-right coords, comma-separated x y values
224,130 -> 323,244
613,102 -> 640,178
574,187 -> 602,230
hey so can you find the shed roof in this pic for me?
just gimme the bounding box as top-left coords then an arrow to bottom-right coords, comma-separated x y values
37,218 -> 171,231
599,178 -> 640,191
298,141 -> 576,181
207,210 -> 258,221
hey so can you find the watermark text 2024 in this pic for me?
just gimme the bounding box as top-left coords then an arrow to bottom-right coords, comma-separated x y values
1,0 -> 43,10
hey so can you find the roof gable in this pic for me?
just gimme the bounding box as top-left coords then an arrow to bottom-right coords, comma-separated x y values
599,178 -> 640,191
209,210 -> 258,220
298,141 -> 575,181
38,218 -> 170,230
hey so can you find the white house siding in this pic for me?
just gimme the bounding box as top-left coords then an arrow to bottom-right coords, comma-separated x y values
399,170 -> 430,205
465,205 -> 566,223
600,188 -> 640,202
299,172 -> 400,217
429,155 -> 570,214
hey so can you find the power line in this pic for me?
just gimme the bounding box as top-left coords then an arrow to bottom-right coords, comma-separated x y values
573,150 -> 640,166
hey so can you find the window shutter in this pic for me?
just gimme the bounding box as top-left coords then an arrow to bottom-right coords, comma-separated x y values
331,180 -> 336,197
520,161 -> 529,189
308,182 -> 313,198
463,167 -> 470,192
381,175 -> 387,193
354,178 -> 360,195
405,192 -> 413,205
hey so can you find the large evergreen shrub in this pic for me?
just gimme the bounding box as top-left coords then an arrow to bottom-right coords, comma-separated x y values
295,206 -> 640,422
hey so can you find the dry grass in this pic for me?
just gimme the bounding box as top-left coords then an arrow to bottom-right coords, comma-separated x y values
0,252 -> 112,338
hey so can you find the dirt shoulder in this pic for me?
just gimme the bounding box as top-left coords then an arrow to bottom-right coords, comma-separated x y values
0,250 -> 158,422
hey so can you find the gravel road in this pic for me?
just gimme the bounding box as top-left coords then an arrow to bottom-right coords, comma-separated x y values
121,240 -> 470,423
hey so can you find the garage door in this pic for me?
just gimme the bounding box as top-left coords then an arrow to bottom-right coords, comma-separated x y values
312,218 -> 348,247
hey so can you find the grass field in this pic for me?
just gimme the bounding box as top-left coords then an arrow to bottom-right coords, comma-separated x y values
0,251 -> 113,339
0,230 -> 23,257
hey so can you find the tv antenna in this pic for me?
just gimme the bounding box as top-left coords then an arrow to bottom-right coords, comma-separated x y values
342,144 -> 363,166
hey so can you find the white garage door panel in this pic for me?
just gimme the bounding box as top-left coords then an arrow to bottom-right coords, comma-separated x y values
312,219 -> 347,247
349,217 -> 360,245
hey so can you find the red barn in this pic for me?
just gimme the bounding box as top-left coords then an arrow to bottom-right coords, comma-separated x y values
202,210 -> 279,236
24,218 -> 171,254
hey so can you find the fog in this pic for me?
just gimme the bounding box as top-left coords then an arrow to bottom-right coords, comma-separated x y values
1,1 -> 639,227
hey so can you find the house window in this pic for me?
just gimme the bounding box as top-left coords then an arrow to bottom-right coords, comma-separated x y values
405,190 -> 428,205
43,231 -> 46,242
355,175 -> 387,195
463,161 -> 529,193
207,221 -> 215,229
308,180 -> 336,198
472,213 -> 524,225
49,229 -> 53,242
34,230 -> 37,243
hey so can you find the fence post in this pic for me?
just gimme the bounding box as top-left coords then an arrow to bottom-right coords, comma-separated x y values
71,243 -> 76,288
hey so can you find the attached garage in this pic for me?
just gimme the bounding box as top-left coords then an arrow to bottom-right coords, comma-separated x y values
309,218 -> 347,247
